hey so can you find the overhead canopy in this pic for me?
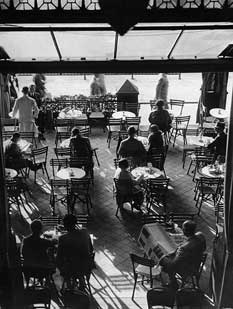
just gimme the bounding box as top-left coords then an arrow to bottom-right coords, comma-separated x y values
1,23 -> 233,73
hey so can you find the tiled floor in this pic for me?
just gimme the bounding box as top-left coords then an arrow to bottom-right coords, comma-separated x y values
11,125 -> 217,308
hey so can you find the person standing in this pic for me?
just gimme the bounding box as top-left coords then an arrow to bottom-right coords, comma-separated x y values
149,100 -> 172,133
155,73 -> 169,109
12,86 -> 39,133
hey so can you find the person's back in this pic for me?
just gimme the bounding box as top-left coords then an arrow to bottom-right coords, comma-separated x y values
119,137 -> 145,158
148,124 -> 164,155
56,215 -> 93,280
149,109 -> 171,132
70,135 -> 92,158
22,220 -> 53,269
114,167 -> 133,196
14,94 -> 37,122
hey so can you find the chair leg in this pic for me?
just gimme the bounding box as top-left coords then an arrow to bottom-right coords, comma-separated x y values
132,275 -> 138,300
43,164 -> 49,179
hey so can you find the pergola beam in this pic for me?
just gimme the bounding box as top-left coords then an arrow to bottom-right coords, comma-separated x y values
1,59 -> 233,74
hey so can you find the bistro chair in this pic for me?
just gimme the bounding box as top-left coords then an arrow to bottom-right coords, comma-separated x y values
50,158 -> 69,178
70,178 -> 92,215
169,115 -> 190,147
178,253 -> 207,289
169,99 -> 185,116
187,146 -> 212,176
116,130 -> 128,157
142,213 -> 167,225
71,118 -> 89,129
146,178 -> 170,213
6,178 -> 29,218
23,286 -> 51,309
30,146 -> 49,183
61,289 -> 90,309
130,253 -> 160,300
126,116 -> 141,131
147,287 -> 175,309
2,131 -> 16,141
125,102 -> 140,116
150,153 -> 166,176
40,215 -> 89,229
20,131 -> 37,148
69,157 -> 93,182
54,119 -> 72,146
55,131 -> 70,147
113,178 -> 134,216
175,287 -> 204,308
182,126 -> 200,168
79,126 -> 91,137
50,179 -> 70,215
107,118 -> 122,148
54,147 -> 71,158
168,213 -> 196,227
150,100 -> 157,111
195,177 -> 222,215
2,117 -> 18,131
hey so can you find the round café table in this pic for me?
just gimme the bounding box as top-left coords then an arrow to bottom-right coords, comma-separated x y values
5,168 -> 17,179
187,136 -> 214,147
112,111 -> 135,119
210,108 -> 229,119
200,165 -> 225,178
58,108 -> 87,119
57,167 -> 85,180
131,166 -> 163,180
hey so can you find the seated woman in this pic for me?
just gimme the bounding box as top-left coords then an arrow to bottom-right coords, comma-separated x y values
117,126 -> 147,167
114,158 -> 144,211
69,127 -> 94,173
4,132 -> 36,171
148,99 -> 172,133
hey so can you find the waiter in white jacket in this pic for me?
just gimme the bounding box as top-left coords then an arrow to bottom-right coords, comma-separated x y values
12,86 -> 39,133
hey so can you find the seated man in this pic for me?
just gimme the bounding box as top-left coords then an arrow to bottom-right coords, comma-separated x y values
21,219 -> 55,283
118,126 -> 147,167
56,214 -> 94,291
159,220 -> 206,289
114,158 -> 144,211
207,121 -> 227,162
4,132 -> 36,171
149,99 -> 172,133
147,124 -> 164,156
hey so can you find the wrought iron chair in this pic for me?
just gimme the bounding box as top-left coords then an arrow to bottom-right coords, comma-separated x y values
125,102 -> 140,116
195,177 -> 222,215
169,115 -> 191,147
69,157 -> 94,182
55,131 -> 70,147
169,99 -> 185,115
50,179 -> 70,215
20,131 -> 37,148
147,287 -> 175,309
30,146 -> 49,183
54,119 -> 72,146
168,213 -> 196,227
126,116 -> 141,131
150,153 -> 166,176
2,117 -> 18,131
50,158 -> 69,178
113,178 -> 134,216
54,147 -> 71,158
187,146 -> 213,179
142,213 -> 167,225
107,118 -> 122,148
130,253 -> 159,300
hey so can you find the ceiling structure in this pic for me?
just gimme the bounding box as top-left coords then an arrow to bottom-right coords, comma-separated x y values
1,0 -> 233,73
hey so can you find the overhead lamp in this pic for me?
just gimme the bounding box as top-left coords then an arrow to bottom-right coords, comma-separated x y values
218,44 -> 233,58
99,0 -> 149,36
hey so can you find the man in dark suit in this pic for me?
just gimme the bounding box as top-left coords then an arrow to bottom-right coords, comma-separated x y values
56,214 -> 94,291
207,121 -> 227,162
159,220 -> 206,289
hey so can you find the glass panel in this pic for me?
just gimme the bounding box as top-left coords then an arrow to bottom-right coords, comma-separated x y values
0,31 -> 59,60
54,31 -> 115,60
117,30 -> 180,60
172,29 -> 233,58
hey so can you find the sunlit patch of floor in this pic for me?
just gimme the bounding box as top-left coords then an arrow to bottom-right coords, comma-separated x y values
99,171 -> 106,178
36,177 -> 51,194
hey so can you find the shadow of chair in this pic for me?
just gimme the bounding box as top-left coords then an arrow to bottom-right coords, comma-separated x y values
70,178 -> 92,215
130,253 -> 160,300
169,115 -> 190,147
30,146 -> 49,183
50,179 -> 70,215
147,287 -> 175,309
